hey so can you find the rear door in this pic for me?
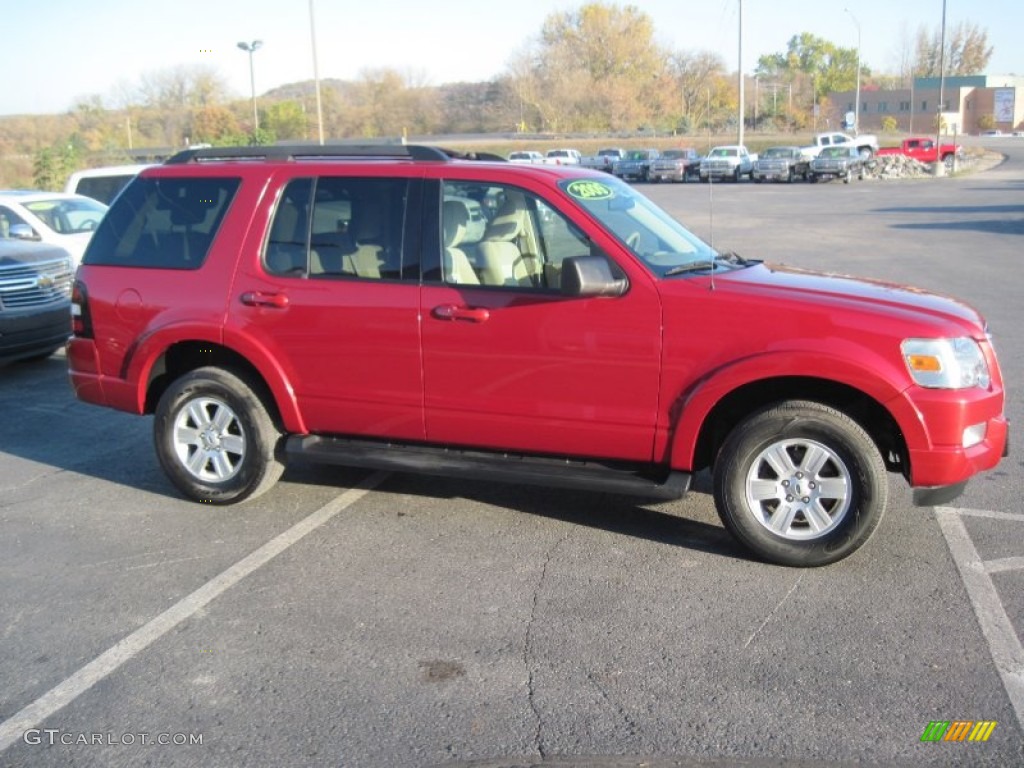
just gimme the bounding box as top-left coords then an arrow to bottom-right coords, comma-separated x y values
228,172 -> 426,440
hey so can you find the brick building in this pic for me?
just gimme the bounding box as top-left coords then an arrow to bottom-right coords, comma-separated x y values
829,75 -> 1024,135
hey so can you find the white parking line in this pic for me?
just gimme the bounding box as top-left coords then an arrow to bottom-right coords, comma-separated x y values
935,506 -> 1024,731
0,472 -> 388,754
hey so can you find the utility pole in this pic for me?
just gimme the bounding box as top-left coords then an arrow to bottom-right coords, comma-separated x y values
935,0 -> 948,175
309,0 -> 324,144
737,0 -> 744,147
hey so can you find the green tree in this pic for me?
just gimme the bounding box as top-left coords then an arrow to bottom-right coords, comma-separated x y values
33,142 -> 77,191
263,101 -> 307,141
756,33 -> 864,101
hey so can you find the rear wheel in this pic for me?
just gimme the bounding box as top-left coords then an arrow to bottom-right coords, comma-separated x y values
712,400 -> 887,567
154,367 -> 285,504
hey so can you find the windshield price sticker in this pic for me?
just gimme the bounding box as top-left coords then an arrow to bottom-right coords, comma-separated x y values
566,180 -> 614,200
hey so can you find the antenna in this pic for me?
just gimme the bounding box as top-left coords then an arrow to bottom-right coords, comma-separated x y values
707,167 -> 716,291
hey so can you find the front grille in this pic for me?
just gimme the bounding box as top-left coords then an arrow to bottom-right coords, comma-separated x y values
0,258 -> 73,309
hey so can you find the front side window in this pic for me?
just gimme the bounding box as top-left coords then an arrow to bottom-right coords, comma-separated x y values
439,181 -> 592,291
83,177 -> 239,269
265,176 -> 410,280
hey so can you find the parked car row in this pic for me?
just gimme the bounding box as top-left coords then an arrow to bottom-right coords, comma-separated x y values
0,162 -> 139,365
0,190 -> 108,268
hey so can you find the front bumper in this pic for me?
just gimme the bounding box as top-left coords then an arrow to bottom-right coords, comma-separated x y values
0,304 -> 71,363
889,380 -> 1009,494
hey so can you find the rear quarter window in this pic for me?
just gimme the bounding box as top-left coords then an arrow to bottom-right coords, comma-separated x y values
83,177 -> 240,269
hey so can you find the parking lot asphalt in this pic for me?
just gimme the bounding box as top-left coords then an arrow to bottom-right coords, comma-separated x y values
1,142 -> 1022,768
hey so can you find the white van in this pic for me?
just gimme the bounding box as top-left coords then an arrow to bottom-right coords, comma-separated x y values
64,164 -> 155,205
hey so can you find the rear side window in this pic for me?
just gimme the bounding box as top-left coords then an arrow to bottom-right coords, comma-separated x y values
83,177 -> 239,269
264,176 -> 411,280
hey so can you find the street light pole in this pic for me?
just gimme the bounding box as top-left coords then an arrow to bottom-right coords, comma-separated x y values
308,0 -> 324,145
935,0 -> 948,175
844,8 -> 861,134
737,0 -> 744,147
237,39 -> 263,135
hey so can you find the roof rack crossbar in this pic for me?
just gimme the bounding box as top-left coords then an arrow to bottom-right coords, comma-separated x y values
164,144 -> 453,165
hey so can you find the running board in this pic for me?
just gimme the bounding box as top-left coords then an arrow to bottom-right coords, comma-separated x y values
286,435 -> 691,501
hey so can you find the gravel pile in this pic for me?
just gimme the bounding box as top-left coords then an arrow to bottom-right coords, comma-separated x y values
865,154 -> 933,179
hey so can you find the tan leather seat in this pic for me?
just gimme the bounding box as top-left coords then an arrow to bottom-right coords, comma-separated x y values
476,191 -> 535,286
442,199 -> 480,285
310,198 -> 382,279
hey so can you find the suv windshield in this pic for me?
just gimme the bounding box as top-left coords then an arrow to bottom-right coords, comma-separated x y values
560,176 -> 716,276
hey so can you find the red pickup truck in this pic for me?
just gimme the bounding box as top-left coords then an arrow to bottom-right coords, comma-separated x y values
877,137 -> 962,168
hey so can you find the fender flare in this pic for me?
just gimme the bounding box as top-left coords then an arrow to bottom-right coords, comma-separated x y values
126,323 -> 307,434
665,348 -> 924,469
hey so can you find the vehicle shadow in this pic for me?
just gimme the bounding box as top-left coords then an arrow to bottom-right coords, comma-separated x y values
287,461 -> 750,563
0,353 -> 170,495
1,356 -> 748,563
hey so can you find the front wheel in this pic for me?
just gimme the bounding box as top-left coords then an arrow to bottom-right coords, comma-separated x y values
154,367 -> 285,504
712,400 -> 888,567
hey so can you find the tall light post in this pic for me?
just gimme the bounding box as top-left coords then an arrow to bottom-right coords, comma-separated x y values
308,1 -> 324,144
737,0 -> 744,147
237,39 -> 263,134
935,0 -> 948,175
844,8 -> 861,134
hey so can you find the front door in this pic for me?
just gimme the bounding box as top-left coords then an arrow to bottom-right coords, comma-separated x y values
419,180 -> 662,461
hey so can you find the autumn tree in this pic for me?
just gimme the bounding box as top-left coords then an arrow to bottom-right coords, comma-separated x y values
914,21 -> 992,77
667,50 -> 727,133
514,3 -> 671,132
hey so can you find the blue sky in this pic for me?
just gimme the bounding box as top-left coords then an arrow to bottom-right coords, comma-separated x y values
2,0 -> 1020,115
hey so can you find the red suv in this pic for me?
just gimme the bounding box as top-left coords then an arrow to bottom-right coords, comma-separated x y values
67,145 -> 1008,566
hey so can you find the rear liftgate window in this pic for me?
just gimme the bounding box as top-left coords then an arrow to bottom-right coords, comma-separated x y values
83,177 -> 240,269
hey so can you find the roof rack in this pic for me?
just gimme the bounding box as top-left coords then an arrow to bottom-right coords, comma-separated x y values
164,144 -> 506,165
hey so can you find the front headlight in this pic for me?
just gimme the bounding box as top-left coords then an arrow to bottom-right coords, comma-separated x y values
902,337 -> 991,389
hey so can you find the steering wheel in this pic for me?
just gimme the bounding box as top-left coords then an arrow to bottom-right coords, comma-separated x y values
80,219 -> 99,231
625,231 -> 641,250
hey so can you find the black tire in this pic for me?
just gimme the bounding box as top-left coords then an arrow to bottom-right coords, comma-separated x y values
712,400 -> 887,567
733,167 -> 741,183
808,173 -> 818,183
154,367 -> 285,504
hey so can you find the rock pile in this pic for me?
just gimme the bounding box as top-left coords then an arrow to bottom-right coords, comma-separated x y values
865,154 -> 933,180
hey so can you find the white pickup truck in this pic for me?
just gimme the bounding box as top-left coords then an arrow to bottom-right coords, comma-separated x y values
800,132 -> 879,161
544,148 -> 582,166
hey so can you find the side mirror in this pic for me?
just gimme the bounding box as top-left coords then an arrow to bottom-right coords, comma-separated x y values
9,223 -> 39,241
561,254 -> 628,298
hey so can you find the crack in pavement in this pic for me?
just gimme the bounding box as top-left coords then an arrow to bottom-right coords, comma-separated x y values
523,532 -> 568,760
